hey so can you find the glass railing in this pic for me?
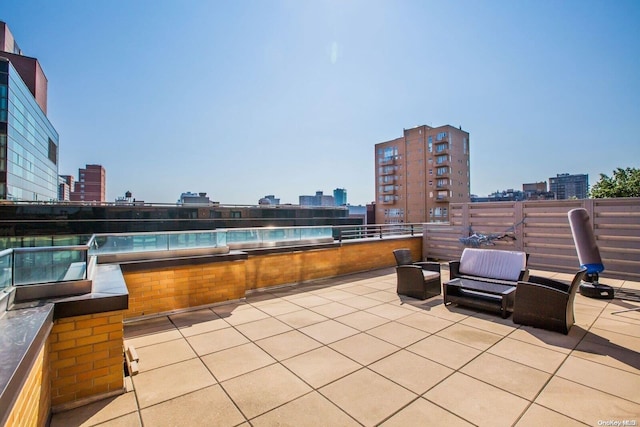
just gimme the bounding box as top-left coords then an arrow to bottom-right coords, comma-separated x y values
0,249 -> 12,292
0,224 -> 422,289
11,246 -> 88,286
0,234 -> 92,251
88,230 -> 227,255
226,226 -> 333,247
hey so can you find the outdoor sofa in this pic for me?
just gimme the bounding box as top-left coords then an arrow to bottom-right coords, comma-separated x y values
444,248 -> 529,318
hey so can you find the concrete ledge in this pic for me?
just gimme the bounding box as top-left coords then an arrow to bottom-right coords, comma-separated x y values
13,280 -> 92,304
97,246 -> 230,264
53,264 -> 129,318
242,242 -> 341,256
9,265 -> 129,319
119,251 -> 248,273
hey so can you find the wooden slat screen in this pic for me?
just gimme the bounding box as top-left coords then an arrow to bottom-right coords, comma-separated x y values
423,198 -> 640,281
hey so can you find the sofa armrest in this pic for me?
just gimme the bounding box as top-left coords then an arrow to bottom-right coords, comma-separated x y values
522,276 -> 570,292
449,261 -> 461,279
414,261 -> 441,274
514,280 -> 573,333
515,280 -> 571,320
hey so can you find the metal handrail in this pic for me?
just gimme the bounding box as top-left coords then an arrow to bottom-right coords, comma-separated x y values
11,245 -> 89,253
334,223 -> 423,242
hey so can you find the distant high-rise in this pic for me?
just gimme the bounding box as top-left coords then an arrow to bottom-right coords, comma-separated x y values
523,181 -> 554,200
333,188 -> 347,206
259,195 -> 280,205
70,164 -> 106,202
549,173 -> 589,200
178,192 -> 211,205
1,21 -> 59,201
58,175 -> 74,201
375,124 -> 470,223
299,191 -> 335,207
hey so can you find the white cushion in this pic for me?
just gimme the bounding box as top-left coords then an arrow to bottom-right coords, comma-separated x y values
459,248 -> 526,282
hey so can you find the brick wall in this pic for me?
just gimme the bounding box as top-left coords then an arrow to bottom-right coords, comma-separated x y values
4,340 -> 50,427
123,260 -> 246,319
49,311 -> 124,408
246,238 -> 422,290
123,237 -> 422,318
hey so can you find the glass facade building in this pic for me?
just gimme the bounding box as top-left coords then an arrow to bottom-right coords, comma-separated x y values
0,58 -> 59,201
549,173 -> 589,200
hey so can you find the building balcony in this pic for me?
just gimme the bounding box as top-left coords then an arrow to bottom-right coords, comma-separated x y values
435,145 -> 449,154
379,156 -> 397,166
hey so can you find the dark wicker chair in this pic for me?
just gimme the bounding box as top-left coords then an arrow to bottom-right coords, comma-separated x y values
513,268 -> 587,334
392,249 -> 441,300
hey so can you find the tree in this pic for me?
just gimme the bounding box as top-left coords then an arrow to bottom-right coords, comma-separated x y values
590,167 -> 640,198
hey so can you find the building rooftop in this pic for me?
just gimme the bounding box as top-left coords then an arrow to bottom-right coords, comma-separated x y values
51,266 -> 640,426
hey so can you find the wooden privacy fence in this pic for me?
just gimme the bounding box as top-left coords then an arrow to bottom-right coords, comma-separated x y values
423,198 -> 640,281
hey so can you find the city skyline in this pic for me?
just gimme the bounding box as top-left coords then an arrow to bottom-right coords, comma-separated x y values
2,0 -> 639,205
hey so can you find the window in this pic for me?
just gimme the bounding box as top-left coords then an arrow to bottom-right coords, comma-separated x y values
48,138 -> 57,164
230,211 -> 241,218
436,155 -> 448,164
436,132 -> 447,141
383,146 -> 397,159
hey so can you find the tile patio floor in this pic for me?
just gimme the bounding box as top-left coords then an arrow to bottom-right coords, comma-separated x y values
51,267 -> 640,426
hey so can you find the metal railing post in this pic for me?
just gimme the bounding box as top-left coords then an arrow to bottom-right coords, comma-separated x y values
11,249 -> 15,287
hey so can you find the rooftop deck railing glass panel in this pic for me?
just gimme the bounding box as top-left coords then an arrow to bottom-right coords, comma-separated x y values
0,224 -> 424,290
88,229 -> 227,255
12,246 -> 88,286
226,226 -> 334,248
0,249 -> 12,292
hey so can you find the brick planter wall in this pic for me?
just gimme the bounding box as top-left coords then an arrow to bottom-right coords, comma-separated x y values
4,341 -> 50,427
49,311 -> 124,408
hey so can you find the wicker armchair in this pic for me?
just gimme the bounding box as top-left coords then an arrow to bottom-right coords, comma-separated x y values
513,268 -> 587,334
392,249 -> 441,300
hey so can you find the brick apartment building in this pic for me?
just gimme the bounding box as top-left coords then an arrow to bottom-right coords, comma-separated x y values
70,164 -> 106,202
375,124 -> 470,223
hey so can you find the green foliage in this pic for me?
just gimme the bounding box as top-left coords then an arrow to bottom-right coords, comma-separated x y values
590,167 -> 640,198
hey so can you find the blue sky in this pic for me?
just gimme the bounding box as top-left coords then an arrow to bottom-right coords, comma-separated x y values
3,0 -> 639,205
